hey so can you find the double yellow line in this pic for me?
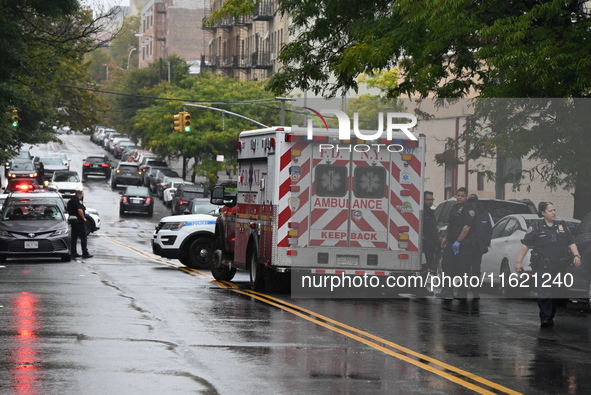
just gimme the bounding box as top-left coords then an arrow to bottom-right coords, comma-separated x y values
101,235 -> 522,394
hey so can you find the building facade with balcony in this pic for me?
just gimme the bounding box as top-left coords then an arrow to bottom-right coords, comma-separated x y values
203,0 -> 289,81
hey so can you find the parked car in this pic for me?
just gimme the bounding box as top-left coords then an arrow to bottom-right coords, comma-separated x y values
481,214 -> 580,296
142,164 -> 169,188
102,132 -> 126,150
149,168 -> 180,193
47,170 -> 83,199
185,198 -> 219,215
0,202 -> 75,262
119,186 -> 153,216
139,158 -> 167,173
111,162 -> 143,189
82,155 -> 112,180
157,176 -> 184,200
171,184 -> 208,215
163,180 -> 194,207
119,145 -> 143,162
113,141 -> 137,159
127,149 -> 151,163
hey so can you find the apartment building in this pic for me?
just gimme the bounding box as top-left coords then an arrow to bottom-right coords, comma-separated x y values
203,0 -> 289,81
137,0 -> 209,69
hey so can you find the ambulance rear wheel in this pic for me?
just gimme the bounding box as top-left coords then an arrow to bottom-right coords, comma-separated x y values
210,242 -> 236,281
249,250 -> 265,291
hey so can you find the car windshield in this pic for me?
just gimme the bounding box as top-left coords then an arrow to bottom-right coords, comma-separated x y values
191,203 -> 218,215
87,157 -> 107,164
119,165 -> 139,172
11,162 -> 35,170
53,172 -> 80,182
125,187 -> 149,196
41,157 -> 63,165
3,204 -> 63,221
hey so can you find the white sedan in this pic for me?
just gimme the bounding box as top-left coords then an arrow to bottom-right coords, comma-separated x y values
480,214 -> 580,294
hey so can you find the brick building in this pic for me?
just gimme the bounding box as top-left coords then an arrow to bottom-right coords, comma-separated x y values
137,0 -> 209,69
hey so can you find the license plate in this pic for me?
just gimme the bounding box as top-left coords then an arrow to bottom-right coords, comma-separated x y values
131,198 -> 141,204
337,255 -> 359,266
24,241 -> 38,249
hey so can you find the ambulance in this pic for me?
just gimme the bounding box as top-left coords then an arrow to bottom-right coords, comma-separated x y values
210,126 -> 426,292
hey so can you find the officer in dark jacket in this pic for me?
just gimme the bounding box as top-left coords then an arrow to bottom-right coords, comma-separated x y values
66,189 -> 93,259
415,191 -> 438,296
467,194 -> 493,298
437,187 -> 476,299
516,201 -> 581,327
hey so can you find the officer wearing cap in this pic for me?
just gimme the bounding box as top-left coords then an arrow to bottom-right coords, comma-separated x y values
515,201 -> 581,327
437,187 -> 476,299
66,188 -> 93,259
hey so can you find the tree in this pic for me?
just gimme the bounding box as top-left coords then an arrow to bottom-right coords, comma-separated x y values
0,0 -> 119,163
133,73 -> 279,183
263,0 -> 591,217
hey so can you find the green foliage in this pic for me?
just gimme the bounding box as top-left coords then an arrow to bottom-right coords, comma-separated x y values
0,0 -> 115,163
131,73 -> 279,183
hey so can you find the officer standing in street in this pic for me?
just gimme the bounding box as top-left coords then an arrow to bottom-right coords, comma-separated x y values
67,188 -> 93,259
416,191 -> 438,296
467,194 -> 493,298
515,201 -> 581,327
437,187 -> 476,299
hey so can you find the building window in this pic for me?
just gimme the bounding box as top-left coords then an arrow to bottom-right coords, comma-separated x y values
477,172 -> 485,191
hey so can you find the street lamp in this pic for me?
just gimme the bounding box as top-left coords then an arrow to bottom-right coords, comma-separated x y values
126,47 -> 137,70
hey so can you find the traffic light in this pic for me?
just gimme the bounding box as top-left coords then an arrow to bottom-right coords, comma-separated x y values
182,112 -> 191,132
11,109 -> 18,127
173,112 -> 182,132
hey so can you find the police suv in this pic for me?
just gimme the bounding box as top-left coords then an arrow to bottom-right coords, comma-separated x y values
151,213 -> 217,268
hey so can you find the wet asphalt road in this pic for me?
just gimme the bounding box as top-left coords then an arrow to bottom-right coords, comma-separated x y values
1,134 -> 591,394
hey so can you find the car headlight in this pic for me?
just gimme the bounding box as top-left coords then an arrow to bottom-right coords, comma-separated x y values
51,228 -> 69,236
161,222 -> 186,230
0,230 -> 14,237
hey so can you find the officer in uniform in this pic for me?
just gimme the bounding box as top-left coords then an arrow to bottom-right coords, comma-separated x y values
415,191 -> 438,296
437,187 -> 476,299
516,201 -> 581,327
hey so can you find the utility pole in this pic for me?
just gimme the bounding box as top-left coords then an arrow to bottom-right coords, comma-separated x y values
275,97 -> 296,126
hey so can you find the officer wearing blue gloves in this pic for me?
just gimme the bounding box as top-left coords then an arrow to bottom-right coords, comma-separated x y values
437,187 -> 476,299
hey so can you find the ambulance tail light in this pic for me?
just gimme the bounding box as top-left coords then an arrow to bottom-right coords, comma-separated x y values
287,250 -> 298,256
406,140 -> 419,147
269,138 -> 275,149
237,141 -> 243,151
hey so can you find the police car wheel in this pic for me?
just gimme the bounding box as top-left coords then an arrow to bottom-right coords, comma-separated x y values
185,237 -> 213,269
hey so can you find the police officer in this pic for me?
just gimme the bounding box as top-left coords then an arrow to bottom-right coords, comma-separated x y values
415,191 -> 438,296
437,187 -> 476,299
467,194 -> 493,298
67,188 -> 93,259
515,201 -> 581,327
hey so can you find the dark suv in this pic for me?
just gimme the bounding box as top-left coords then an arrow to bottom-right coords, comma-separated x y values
171,184 -> 208,215
82,155 -> 112,180
434,197 -> 536,229
111,162 -> 143,189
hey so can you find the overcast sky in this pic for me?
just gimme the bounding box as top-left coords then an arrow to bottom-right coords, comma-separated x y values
81,0 -> 130,14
